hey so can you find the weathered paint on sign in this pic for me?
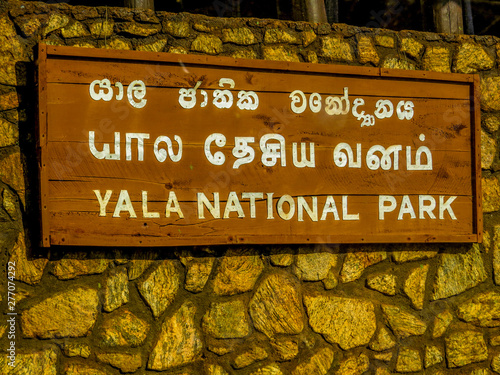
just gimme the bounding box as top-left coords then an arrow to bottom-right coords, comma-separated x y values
36,44 -> 482,247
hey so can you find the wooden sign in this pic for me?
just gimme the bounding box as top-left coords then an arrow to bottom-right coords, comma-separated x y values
36,44 -> 482,247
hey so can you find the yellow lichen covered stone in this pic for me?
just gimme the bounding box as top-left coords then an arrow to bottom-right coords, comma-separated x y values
43,13 -> 69,36
404,264 -> 429,310
320,36 -> 353,62
396,347 -> 422,372
357,36 -> 379,65
263,45 -> 300,62
482,175 -> 500,212
481,77 -> 500,111
191,34 -> 223,55
375,35 -> 395,48
222,28 -> 256,45
0,119 -> 18,148
482,130 -> 497,169
61,21 -> 89,38
164,20 -> 190,37
265,28 -> 301,44
423,46 -> 451,73
454,42 -> 494,74
401,38 -> 424,59
90,19 -> 114,38
136,39 -> 167,52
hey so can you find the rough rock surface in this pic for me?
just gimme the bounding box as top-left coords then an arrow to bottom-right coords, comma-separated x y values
22,287 -> 99,339
102,267 -> 129,312
249,273 -> 304,337
457,291 -> 500,327
445,331 -> 488,368
395,347 -> 422,372
337,353 -> 370,375
431,246 -> 487,300
291,347 -> 336,375
404,264 -> 429,310
213,248 -> 264,295
340,251 -> 387,283
381,304 -> 427,338
0,347 -> 57,375
293,246 -> 337,281
304,294 -> 376,349
148,301 -> 203,370
202,299 -> 251,338
138,260 -> 180,318
97,308 -> 150,347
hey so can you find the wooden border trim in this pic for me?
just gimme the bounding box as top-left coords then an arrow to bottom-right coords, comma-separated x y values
37,44 -> 50,247
38,44 -> 483,246
45,44 -> 474,83
473,75 -> 483,242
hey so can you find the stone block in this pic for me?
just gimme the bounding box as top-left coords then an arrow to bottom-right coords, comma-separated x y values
120,22 -> 161,37
445,330 -> 488,368
249,273 -> 303,337
482,176 -> 500,212
164,20 -> 191,37
264,28 -> 301,44
357,36 -> 379,65
97,308 -> 150,347
90,19 -> 114,38
202,299 -> 250,339
138,259 -> 180,318
213,248 -> 264,295
404,264 -> 429,310
61,21 -> 89,38
22,287 -> 99,339
396,347 -> 422,372
454,43 -> 494,74
263,45 -> 300,62
191,34 -> 223,55
304,294 -> 376,349
320,36 -> 353,62
337,354 -> 369,375
293,245 -> 337,281
382,304 -> 427,338
291,347 -> 336,375
366,273 -> 397,295
482,130 -> 497,169
136,38 -> 167,52
222,28 -> 257,45
401,38 -> 424,59
9,232 -> 47,285
481,77 -> 500,111
148,301 -> 203,370
96,352 -> 142,373
423,47 -> 451,73
431,245 -> 487,300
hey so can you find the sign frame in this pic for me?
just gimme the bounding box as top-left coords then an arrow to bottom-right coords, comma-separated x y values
36,43 -> 482,247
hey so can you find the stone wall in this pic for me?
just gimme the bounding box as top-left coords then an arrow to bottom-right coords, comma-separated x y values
1,0 -> 500,374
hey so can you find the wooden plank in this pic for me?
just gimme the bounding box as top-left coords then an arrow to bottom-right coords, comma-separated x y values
45,145 -> 473,196
45,58 -> 472,100
47,194 -> 474,247
37,44 -> 482,246
45,83 -> 473,144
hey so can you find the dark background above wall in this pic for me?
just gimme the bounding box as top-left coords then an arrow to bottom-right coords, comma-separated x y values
22,0 -> 500,36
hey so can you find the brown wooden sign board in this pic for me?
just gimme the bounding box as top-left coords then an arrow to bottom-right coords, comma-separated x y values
36,44 -> 482,247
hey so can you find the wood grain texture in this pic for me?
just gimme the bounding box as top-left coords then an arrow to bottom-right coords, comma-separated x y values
37,44 -> 482,247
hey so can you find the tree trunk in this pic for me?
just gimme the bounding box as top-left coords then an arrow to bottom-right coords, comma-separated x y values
433,0 -> 463,34
325,0 -> 339,23
124,0 -> 155,11
305,0 -> 328,23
